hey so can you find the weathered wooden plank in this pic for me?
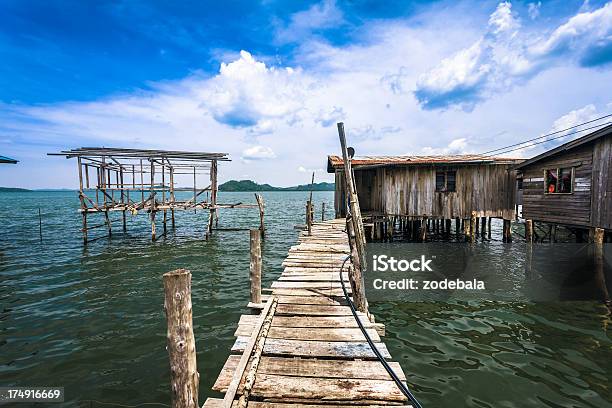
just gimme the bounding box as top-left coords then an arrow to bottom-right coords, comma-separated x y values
214,355 -> 406,391
204,398 -> 412,408
235,325 -> 381,342
261,294 -> 347,305
231,338 -> 392,360
237,314 -> 384,335
272,281 -> 345,289
275,304 -> 353,316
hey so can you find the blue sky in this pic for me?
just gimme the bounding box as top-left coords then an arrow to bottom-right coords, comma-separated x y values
1,0 -> 611,188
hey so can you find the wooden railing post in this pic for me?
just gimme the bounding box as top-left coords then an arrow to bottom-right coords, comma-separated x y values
250,229 -> 262,304
163,269 -> 199,408
337,122 -> 368,314
306,201 -> 312,235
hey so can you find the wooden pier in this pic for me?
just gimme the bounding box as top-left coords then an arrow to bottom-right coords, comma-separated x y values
203,218 -> 413,407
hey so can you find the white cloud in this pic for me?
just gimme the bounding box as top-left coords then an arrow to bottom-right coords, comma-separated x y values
421,137 -> 469,155
241,145 -> 277,161
414,1 -> 612,110
201,50 -> 313,128
314,106 -> 345,127
274,0 -> 344,44
527,2 -> 541,20
529,2 -> 612,67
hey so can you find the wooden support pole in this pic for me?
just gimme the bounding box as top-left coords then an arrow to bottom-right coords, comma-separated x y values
163,269 -> 199,408
445,219 -> 451,237
306,201 -> 312,235
525,219 -> 533,243
481,217 -> 486,236
250,229 -> 262,305
503,219 -> 512,242
593,227 -> 605,245
487,217 -> 492,239
338,122 -> 367,314
321,202 -> 326,221
420,217 -> 427,242
475,217 -> 479,234
455,217 -> 460,235
120,167 -> 127,232
151,160 -> 156,241
77,157 -> 87,244
469,211 -> 476,242
255,193 -> 265,238
105,210 -> 112,238
207,160 -> 218,239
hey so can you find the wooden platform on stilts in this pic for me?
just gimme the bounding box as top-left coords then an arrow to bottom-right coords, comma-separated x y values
204,218 -> 412,408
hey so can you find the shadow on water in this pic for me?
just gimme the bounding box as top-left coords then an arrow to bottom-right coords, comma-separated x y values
0,191 -> 610,407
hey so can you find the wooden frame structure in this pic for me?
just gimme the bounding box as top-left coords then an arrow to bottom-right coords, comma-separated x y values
49,147 -> 264,244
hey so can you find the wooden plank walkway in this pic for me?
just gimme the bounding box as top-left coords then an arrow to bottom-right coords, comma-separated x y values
204,219 -> 412,407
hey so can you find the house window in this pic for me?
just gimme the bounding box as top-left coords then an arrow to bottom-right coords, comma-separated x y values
545,167 -> 574,194
435,171 -> 456,192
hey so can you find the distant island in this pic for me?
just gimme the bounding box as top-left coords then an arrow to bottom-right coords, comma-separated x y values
219,180 -> 334,192
0,187 -> 30,192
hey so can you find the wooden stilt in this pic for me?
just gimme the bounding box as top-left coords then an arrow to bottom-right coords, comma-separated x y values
163,269 -> 199,408
420,217 -> 427,242
455,217 -> 460,235
469,212 -> 476,243
481,217 -> 486,236
475,217 -> 480,234
525,219 -> 533,243
487,217 -> 492,239
151,211 -> 156,241
445,219 -> 451,237
321,202 -> 326,221
503,219 -> 512,242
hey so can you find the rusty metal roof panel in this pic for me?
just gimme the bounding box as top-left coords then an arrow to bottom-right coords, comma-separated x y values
327,154 -> 523,171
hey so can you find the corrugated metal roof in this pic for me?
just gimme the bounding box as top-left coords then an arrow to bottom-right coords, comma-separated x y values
0,155 -> 18,164
327,154 -> 522,171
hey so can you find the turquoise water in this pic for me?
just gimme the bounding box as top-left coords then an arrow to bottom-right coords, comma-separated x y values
0,191 -> 610,407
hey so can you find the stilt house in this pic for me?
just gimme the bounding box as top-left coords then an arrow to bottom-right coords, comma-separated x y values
515,124 -> 612,238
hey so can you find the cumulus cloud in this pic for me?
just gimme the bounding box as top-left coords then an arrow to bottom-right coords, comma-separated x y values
202,50 -> 313,129
241,145 -> 277,161
414,1 -> 612,110
530,2 -> 612,67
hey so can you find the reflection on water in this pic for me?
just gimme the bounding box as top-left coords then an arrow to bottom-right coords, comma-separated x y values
0,191 -> 610,407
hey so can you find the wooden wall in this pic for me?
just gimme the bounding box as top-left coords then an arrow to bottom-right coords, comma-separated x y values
334,164 -> 516,219
591,136 -> 612,229
521,144 -> 593,227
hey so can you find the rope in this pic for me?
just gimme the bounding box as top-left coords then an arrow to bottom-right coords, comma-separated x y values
339,255 -> 424,408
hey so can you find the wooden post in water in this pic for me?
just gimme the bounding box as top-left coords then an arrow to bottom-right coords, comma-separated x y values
481,217 -> 486,237
455,217 -> 460,235
469,211 -> 477,243
503,219 -> 512,242
255,193 -> 265,238
250,229 -> 262,305
487,217 -> 492,239
420,217 -> 427,242
163,269 -> 199,408
321,202 -> 326,221
306,201 -> 312,235
525,219 -> 533,243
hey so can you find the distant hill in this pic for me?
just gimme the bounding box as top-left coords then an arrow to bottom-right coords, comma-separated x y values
219,180 -> 334,192
0,187 -> 30,192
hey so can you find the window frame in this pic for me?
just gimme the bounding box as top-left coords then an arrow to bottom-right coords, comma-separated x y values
435,170 -> 457,193
543,167 -> 574,195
